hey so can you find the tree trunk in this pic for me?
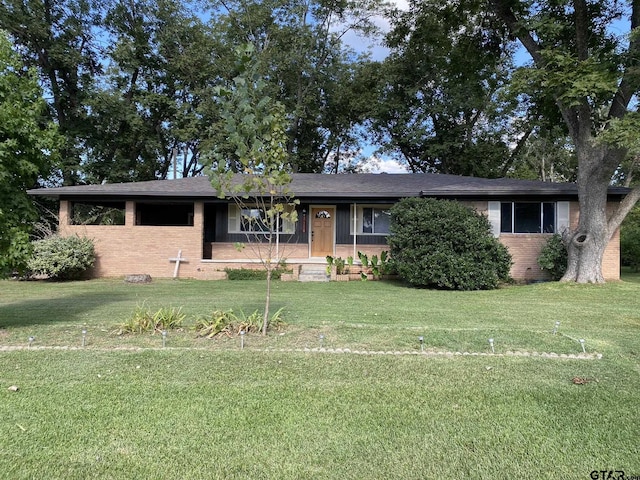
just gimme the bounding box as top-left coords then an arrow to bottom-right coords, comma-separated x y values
561,148 -> 611,283
262,267 -> 271,336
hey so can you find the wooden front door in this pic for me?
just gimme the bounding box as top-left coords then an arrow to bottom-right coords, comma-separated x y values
311,207 -> 335,257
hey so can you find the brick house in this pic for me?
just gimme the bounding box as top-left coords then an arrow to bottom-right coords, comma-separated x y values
28,173 -> 628,281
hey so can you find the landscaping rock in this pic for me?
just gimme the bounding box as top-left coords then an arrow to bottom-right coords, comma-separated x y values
124,274 -> 152,284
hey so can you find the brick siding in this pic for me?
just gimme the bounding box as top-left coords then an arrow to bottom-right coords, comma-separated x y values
59,199 -> 621,281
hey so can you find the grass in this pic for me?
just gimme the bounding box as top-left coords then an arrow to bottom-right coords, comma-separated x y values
1,275 -> 639,478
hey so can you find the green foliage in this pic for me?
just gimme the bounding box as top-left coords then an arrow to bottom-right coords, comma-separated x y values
490,1 -> 640,282
195,307 -> 286,338
357,250 -> 393,279
326,256 -> 347,275
27,235 -> 95,281
370,1 -> 515,176
537,234 -> 568,280
621,207 -> 640,272
346,256 -> 354,271
71,203 -> 125,225
357,251 -> 369,269
3,0 -> 103,186
325,255 -> 334,275
0,32 -> 60,276
194,309 -> 238,338
204,44 -> 299,335
388,198 -> 512,290
118,304 -> 186,335
224,268 -> 287,280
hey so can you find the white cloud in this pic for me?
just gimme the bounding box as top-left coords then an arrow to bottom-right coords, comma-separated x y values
335,0 -> 409,61
356,155 -> 408,173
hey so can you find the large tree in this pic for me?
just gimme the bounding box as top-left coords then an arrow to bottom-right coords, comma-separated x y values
208,0 -> 384,172
369,0 -> 519,176
0,31 -> 59,275
0,0 -> 101,185
489,0 -> 640,283
85,0 -> 220,183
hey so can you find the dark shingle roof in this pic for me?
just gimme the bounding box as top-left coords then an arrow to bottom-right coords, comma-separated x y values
27,173 -> 629,199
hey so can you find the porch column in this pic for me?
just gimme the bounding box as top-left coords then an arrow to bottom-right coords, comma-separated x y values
353,202 -> 357,260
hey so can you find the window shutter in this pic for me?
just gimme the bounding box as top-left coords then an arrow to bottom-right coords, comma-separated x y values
556,202 -> 570,233
356,206 -> 363,234
228,204 -> 238,232
487,201 -> 501,237
282,205 -> 295,234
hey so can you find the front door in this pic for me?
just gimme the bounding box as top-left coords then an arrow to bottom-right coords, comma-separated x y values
311,207 -> 335,257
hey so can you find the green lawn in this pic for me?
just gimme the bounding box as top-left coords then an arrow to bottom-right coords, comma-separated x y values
1,276 -> 639,479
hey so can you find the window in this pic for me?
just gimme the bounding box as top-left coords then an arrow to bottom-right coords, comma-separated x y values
228,204 -> 295,234
489,201 -> 569,235
136,203 -> 194,226
71,201 -> 125,225
351,205 -> 392,235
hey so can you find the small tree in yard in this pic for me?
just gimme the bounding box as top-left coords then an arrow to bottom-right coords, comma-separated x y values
204,44 -> 297,336
389,198 -> 512,290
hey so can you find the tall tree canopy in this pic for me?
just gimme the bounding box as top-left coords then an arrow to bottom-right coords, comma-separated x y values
208,0 -> 384,173
0,0 -> 384,182
489,0 -> 640,283
368,0 -> 518,176
85,0 -> 218,183
0,0 -> 101,185
0,31 -> 59,275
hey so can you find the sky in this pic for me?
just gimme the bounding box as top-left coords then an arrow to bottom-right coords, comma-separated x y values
346,1 -> 633,174
335,0 -> 411,173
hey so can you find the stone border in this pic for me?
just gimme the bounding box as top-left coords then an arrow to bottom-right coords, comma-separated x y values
0,345 -> 602,359
264,347 -> 602,359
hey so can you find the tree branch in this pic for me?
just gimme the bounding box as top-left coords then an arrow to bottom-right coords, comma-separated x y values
609,0 -> 640,120
608,185 -> 640,236
489,0 -> 544,65
500,124 -> 534,177
490,0 -> 583,140
573,0 -> 589,61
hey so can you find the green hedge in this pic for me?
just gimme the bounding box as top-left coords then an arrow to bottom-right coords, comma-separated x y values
388,198 -> 512,290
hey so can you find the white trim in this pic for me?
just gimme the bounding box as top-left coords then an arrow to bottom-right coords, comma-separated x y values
487,201 -> 501,237
227,204 -> 295,234
349,204 -> 393,236
557,201 -> 570,233
352,202 -> 357,260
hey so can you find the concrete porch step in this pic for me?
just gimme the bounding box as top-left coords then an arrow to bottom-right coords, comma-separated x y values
298,265 -> 330,282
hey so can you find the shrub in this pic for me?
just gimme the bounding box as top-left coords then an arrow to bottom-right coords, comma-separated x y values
224,267 -> 287,280
621,207 -> 640,271
195,307 -> 285,338
537,234 -> 568,280
388,198 -> 512,290
27,235 -> 95,280
117,305 -> 185,335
